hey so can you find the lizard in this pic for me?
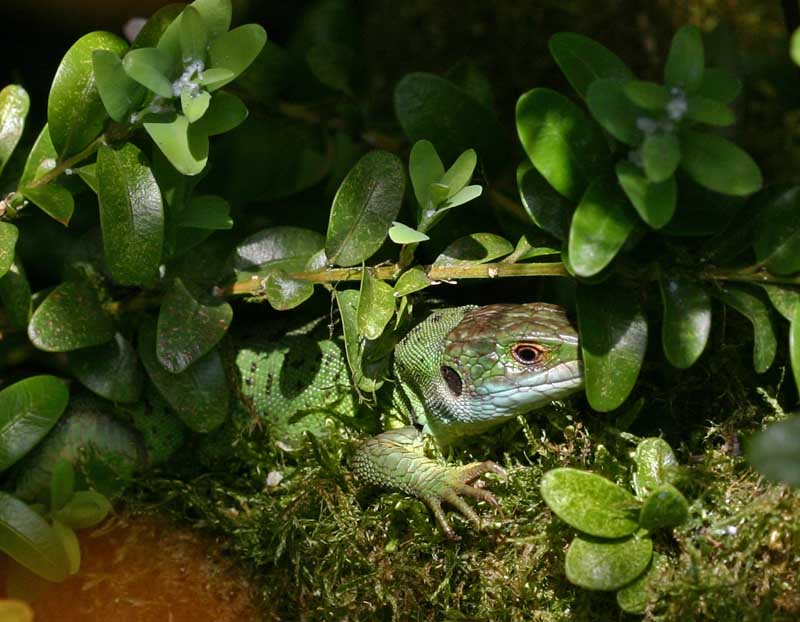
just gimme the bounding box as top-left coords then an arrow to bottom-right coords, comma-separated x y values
235,301 -> 583,537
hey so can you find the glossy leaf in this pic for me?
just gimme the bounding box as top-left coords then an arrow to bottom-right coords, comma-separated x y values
28,281 -> 115,352
68,333 -> 143,403
53,490 -> 111,529
714,285 -> 776,373
665,25 -> 704,92
761,284 -> 800,321
748,416 -> 800,487
207,24 -> 268,90
48,31 -> 128,157
409,139 -> 444,209
0,222 -> 18,279
642,132 -> 680,183
548,32 -> 633,99
0,376 -> 69,472
326,151 -> 405,267
568,175 -> 637,277
157,277 -> 233,373
388,222 -> 429,244
145,114 -> 209,175
632,438 -> 680,497
232,226 -> 324,275
659,274 -> 711,368
92,50 -> 143,122
195,92 -> 247,136
516,88 -> 609,202
753,185 -> 800,275
122,47 -> 174,98
393,266 -> 431,296
0,492 -> 69,582
586,79 -> 642,145
679,130 -> 762,196
21,185 -> 74,226
138,317 -> 228,432
577,283 -> 648,412
624,81 -> 668,111
0,260 -> 32,328
19,125 -> 56,187
516,161 -> 572,240
433,233 -> 513,266
0,85 -> 29,176
540,468 -> 640,538
49,460 -> 75,512
177,194 -> 232,229
97,142 -> 164,285
264,270 -> 314,310
696,67 -> 741,103
566,533 -> 653,591
686,94 -> 735,126
51,520 -> 80,575
639,484 -> 689,530
357,270 -> 395,340
616,161 -> 676,229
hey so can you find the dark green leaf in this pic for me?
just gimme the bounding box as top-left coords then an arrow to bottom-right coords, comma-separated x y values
138,317 -> 228,432
516,161 -> 573,240
97,142 -> 164,285
0,375 -> 69,472
632,438 -> 680,497
659,274 -> 711,368
445,59 -> 495,110
714,285 -> 776,373
68,333 -> 143,403
0,260 -> 31,329
548,32 -> 634,99
48,32 -> 127,157
307,43 -> 354,94
753,185 -> 800,275
624,81 -> 668,111
393,266 -> 431,296
357,270 -> 395,340
208,24 -> 268,90
540,468 -> 640,537
0,85 -> 30,176
157,277 -> 232,373
51,520 -> 80,575
586,79 -> 642,145
75,163 -> 98,193
748,416 -> 800,487
566,533 -> 653,591
616,161 -> 676,229
92,50 -> 143,122
334,288 -> 383,393
791,308 -> 800,401
577,283 -> 648,412
144,114 -> 209,176
679,130 -> 762,196
516,88 -> 609,202
616,552 -> 665,614
53,490 -> 111,529
761,284 -> 800,322
433,233 -> 513,266
177,195 -> 232,229
326,151 -> 405,266
133,3 -> 184,50
665,25 -> 704,91
642,132 -> 680,183
696,67 -> 741,103
19,125 -> 56,187
264,270 -> 314,310
686,94 -> 735,126
639,484 -> 689,530
0,222 -> 18,279
122,47 -> 174,98
28,281 -> 115,352
22,185 -> 74,226
49,460 -> 75,511
195,92 -> 248,136
232,226 -> 324,276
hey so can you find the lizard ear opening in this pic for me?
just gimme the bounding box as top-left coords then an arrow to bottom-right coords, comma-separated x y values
440,366 -> 463,397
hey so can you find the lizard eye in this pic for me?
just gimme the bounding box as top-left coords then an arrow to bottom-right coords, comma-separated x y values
511,343 -> 545,366
440,366 -> 463,397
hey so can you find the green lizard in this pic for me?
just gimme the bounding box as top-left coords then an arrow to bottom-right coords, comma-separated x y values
235,302 -> 583,537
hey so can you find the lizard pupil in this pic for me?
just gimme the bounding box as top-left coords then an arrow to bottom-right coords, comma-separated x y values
512,343 -> 543,365
440,366 -> 463,397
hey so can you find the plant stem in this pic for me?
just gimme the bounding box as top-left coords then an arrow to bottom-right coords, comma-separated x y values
24,134 -> 108,190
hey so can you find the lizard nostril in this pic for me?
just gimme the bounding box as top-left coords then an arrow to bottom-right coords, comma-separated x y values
440,366 -> 463,397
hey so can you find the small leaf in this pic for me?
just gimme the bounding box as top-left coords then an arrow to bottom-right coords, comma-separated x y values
53,490 -> 111,529
48,31 -> 128,157
568,175 -> 637,277
793,309 -> 800,397
433,233 -> 513,266
624,80 -> 669,111
92,50 -> 143,122
393,266 -> 431,296
577,283 -> 648,412
761,284 -> 800,321
0,376 -> 69,472
264,270 -> 314,310
642,132 -> 680,183
714,285 -> 777,373
409,139 -> 445,209
516,88 -> 609,202
180,89 -> 211,123
307,43 -> 354,94
679,130 -> 762,196
632,438 -> 680,497
442,185 -> 482,210
686,94 -> 735,126
208,24 -> 268,90
440,149 -> 477,197
199,67 -> 235,87
0,85 -> 30,176
122,47 -> 174,98
21,185 -> 74,226
792,27 -> 800,66
517,161 -> 572,240
97,142 -> 164,285
0,222 -> 19,279
232,226 -> 324,276
616,552 -> 665,614
665,25 -> 705,92
19,125 -> 56,187
49,459 -> 75,512
0,492 -> 69,582
357,270 -> 395,340
68,333 -> 143,403
616,160 -> 676,228
748,416 -> 800,487
334,289 -> 383,393
548,32 -> 634,99
565,533 -> 653,591
144,114 -> 209,175
586,79 -> 642,145
180,6 -> 208,63
28,281 -> 115,352
659,274 -> 711,368
195,92 -> 247,136
75,163 -> 98,193
157,278 -> 232,373
51,520 -> 80,575
753,185 -> 800,275
540,468 -> 640,538
326,151 -> 405,267
388,222 -> 430,244
133,4 -> 184,50
0,260 -> 32,329
696,67 -> 741,103
639,484 -> 689,530
177,194 -> 232,229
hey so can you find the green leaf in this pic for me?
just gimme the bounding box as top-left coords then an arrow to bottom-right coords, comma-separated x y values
19,125 -> 56,187
793,27 -> 800,66
642,132 -> 680,183
49,460 -> 75,512
68,333 -> 144,403
440,149 -> 477,197
357,270 -> 395,340
516,161 -> 572,240
75,163 -> 98,193
639,484 -> 689,530
21,185 -> 74,226
48,31 -> 128,157
394,72 -> 506,170
586,79 -> 642,145
198,67 -> 235,88
133,4 -> 184,50
696,67 -> 741,103
195,92 -> 247,136
433,233 -> 513,266
516,88 -> 609,202
540,468 -> 640,538
442,185 -> 482,210
307,43 -> 354,94
207,24 -> 268,90
52,490 -> 111,529
263,270 -> 314,310
0,492 -> 69,582
761,284 -> 800,321
180,6 -> 208,63
548,32 -> 634,99
157,277 -> 232,373
97,142 -> 164,285
748,416 -> 800,487
0,260 -> 32,329
388,222 -> 430,244
144,113 -> 209,175
616,161 -> 676,229
92,50 -> 143,122
334,289 -> 383,393
665,25 -> 705,92
0,376 -> 69,472
566,533 -> 653,591
180,89 -> 211,123
753,185 -> 800,275
177,194 -> 232,229
393,266 -> 431,296
0,222 -> 18,279
685,94 -> 735,126
679,130 -> 762,196
188,0 -> 231,41
326,151 -> 405,267
51,520 -> 80,575
659,275 -> 711,369
28,281 -> 115,352
577,283 -> 648,412
409,139 -> 445,209
232,226 -> 324,276
0,85 -> 30,176
122,47 -> 174,98
623,80 -> 669,111
793,311 -> 800,398
568,175 -> 637,277
632,438 -> 680,497
714,285 -> 776,373
138,317 -> 229,433
616,552 -> 665,614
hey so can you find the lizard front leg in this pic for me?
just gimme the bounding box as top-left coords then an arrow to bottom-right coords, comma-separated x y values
352,426 -> 506,538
